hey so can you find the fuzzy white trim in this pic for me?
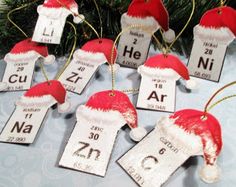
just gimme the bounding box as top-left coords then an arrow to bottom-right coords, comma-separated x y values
4,51 -> 40,63
76,105 -> 126,126
16,95 -> 56,107
37,5 -> 71,19
73,49 -> 107,65
194,25 -> 235,44
199,162 -> 221,183
129,126 -> 147,142
157,116 -> 203,155
138,65 -> 180,80
121,13 -> 160,32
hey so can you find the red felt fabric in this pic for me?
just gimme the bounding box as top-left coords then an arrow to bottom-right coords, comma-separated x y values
10,38 -> 49,57
127,0 -> 169,31
200,6 -> 236,36
170,109 -> 222,165
24,80 -> 66,104
85,90 -> 137,128
144,54 -> 190,80
81,38 -> 117,64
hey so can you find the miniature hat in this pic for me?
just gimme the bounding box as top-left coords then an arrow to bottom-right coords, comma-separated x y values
194,6 -> 236,43
138,54 -> 196,89
158,109 -> 222,183
125,0 -> 175,42
37,0 -> 84,23
76,90 -> 147,141
4,38 -> 55,65
16,80 -> 71,113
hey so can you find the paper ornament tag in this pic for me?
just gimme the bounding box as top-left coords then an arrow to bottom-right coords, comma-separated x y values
1,60 -> 36,91
118,125 -> 192,187
137,77 -> 176,112
117,14 -> 159,69
58,50 -> 106,94
0,102 -> 55,144
32,1 -> 84,44
59,107 -> 122,176
187,38 -> 229,82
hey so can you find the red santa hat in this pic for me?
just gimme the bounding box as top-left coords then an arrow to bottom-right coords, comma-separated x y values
74,38 -> 119,71
138,54 -> 196,89
37,0 -> 84,24
4,38 -> 55,65
16,80 -> 71,113
194,6 -> 236,43
76,90 -> 147,142
124,0 -> 175,43
158,109 -> 222,183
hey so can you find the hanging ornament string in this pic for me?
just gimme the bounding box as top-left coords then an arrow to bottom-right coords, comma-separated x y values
7,0 -> 50,84
7,0 -> 41,38
56,0 -> 100,39
220,0 -> 227,7
203,81 -> 236,116
164,0 -> 196,54
92,0 -> 103,38
55,21 -> 77,80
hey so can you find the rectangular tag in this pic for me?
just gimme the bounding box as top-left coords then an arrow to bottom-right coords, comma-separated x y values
1,61 -> 36,91
137,77 -> 176,112
59,115 -> 121,177
32,16 -> 66,44
58,59 -> 101,95
117,29 -> 151,69
118,126 -> 191,187
188,38 -> 227,82
0,105 -> 50,144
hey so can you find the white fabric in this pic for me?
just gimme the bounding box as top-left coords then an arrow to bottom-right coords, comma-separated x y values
4,51 -> 40,63
16,95 -> 56,107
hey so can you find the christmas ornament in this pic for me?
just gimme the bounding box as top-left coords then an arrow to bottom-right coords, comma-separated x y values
32,0 -> 84,44
59,90 -> 147,176
188,6 -> 236,82
117,0 -> 175,69
58,38 -> 118,94
0,80 -> 71,144
1,38 -> 55,92
118,109 -> 222,186
137,54 -> 196,112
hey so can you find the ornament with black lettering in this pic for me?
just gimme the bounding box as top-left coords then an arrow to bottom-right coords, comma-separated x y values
0,80 -> 71,144
1,38 -> 55,92
59,90 -> 147,176
32,0 -> 84,44
188,6 -> 236,82
117,0 -> 175,69
59,38 -> 118,94
137,54 -> 196,112
118,109 -> 222,186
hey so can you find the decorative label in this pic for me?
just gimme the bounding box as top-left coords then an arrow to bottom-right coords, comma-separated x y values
117,29 -> 152,69
58,59 -> 102,95
1,60 -> 36,91
137,77 -> 176,112
188,38 -> 227,82
59,114 -> 122,177
32,16 -> 67,44
118,126 -> 192,187
0,104 -> 52,144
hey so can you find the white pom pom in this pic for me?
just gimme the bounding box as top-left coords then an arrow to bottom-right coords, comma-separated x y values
186,79 -> 197,89
129,127 -> 147,142
58,101 -> 71,113
0,82 -> 7,91
44,55 -> 55,65
163,29 -> 175,43
73,14 -> 84,24
108,64 -> 120,73
199,163 -> 221,183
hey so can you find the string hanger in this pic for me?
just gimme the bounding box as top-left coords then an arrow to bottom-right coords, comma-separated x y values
202,81 -> 236,119
7,0 -> 50,85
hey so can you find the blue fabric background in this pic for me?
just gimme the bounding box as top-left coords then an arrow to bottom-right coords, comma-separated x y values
0,43 -> 235,187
